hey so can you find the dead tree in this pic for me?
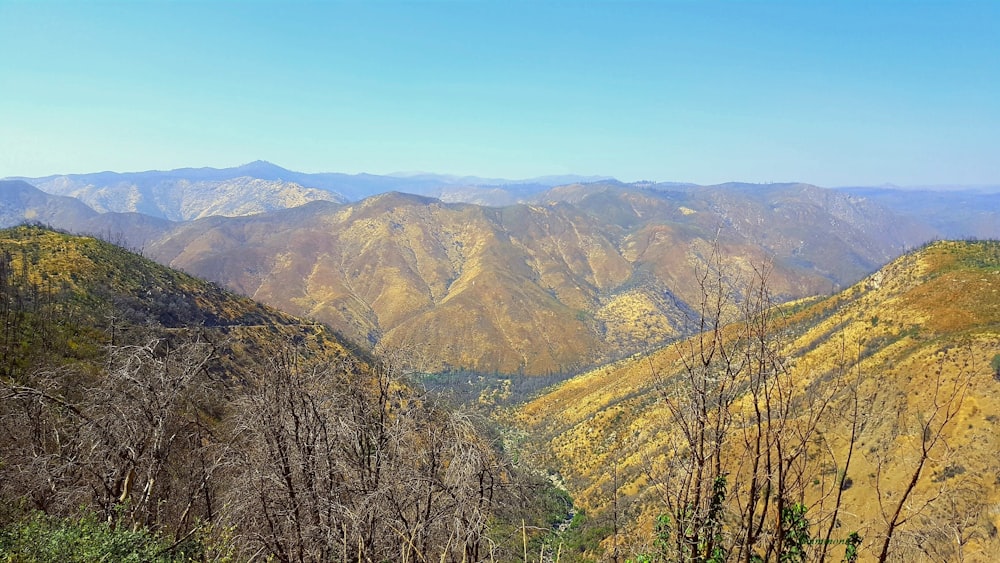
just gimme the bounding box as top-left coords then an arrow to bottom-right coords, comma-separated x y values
227,346 -> 509,562
649,247 -> 851,562
0,336 -> 225,538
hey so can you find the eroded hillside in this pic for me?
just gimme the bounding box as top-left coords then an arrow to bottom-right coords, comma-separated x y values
141,184 -> 931,375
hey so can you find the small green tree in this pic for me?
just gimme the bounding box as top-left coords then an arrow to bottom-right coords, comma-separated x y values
842,532 -> 862,563
779,502 -> 810,563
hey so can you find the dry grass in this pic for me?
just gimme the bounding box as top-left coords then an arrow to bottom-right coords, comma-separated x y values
516,240 -> 1000,560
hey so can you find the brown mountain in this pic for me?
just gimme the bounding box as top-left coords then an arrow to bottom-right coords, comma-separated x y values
147,194 -> 627,375
139,184 -> 933,375
0,176 -> 947,375
0,180 -> 174,253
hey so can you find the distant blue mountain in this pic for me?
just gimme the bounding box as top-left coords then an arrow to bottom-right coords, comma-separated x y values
835,185 -> 1000,239
5,161 -> 622,206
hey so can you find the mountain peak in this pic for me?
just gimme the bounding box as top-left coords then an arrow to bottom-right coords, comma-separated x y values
241,159 -> 278,168
235,160 -> 291,178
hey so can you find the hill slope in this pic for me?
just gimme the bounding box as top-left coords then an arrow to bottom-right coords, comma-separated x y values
517,240 -> 1000,560
0,224 -> 357,381
147,195 -> 631,375
0,225 -> 521,561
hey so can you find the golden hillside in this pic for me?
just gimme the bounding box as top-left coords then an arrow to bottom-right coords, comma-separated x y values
149,194 -> 677,374
517,240 -> 1000,561
0,225 -> 358,380
143,184 -> 931,375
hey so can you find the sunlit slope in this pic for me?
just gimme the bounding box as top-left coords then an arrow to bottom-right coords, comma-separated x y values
0,225 -> 357,377
146,184 -> 930,375
150,194 -> 689,374
518,240 -> 1000,558
3,177 -> 937,376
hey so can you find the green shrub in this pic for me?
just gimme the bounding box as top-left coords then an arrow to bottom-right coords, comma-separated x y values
0,511 -> 199,562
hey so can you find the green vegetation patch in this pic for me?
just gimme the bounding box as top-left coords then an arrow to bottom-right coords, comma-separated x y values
924,239 -> 1000,274
0,511 -> 201,562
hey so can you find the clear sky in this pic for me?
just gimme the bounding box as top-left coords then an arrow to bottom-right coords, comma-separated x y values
1,0 -> 997,186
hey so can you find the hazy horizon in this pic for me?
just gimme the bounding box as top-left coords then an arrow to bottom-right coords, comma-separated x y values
2,1 -> 998,187
7,159 -> 1000,193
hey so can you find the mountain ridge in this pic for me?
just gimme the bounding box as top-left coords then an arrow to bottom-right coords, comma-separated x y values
3,168 -> 997,375
5,161 -> 621,208
136,183 -> 932,374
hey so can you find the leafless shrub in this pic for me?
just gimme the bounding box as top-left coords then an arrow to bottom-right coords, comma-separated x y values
224,346 -> 511,562
0,335 -> 224,539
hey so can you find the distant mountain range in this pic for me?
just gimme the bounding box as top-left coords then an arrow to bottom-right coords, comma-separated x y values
5,161 -> 616,212
6,163 -> 343,221
2,163 -> 1000,374
836,185 -> 1000,239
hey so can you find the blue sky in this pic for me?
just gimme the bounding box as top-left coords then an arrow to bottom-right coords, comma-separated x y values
1,1 -> 997,186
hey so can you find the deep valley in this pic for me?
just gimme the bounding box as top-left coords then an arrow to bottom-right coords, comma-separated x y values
2,166 -> 1000,561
